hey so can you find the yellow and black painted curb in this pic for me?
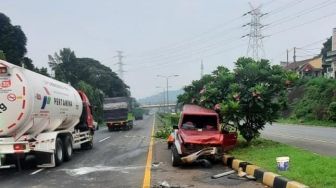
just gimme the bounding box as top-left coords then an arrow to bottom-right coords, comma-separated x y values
223,155 -> 309,188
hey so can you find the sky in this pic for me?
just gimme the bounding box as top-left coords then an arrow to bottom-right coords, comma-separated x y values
1,0 -> 335,99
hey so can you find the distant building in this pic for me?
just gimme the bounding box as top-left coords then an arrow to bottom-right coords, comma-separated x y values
325,28 -> 336,78
284,56 -> 323,77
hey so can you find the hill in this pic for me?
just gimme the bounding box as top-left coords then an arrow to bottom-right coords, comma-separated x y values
138,89 -> 183,105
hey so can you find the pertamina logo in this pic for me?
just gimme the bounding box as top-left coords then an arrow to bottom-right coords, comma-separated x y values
0,80 -> 11,89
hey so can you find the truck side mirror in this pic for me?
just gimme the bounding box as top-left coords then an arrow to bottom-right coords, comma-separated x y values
173,125 -> 178,129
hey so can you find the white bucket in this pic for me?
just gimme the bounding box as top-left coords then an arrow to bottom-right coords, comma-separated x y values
276,156 -> 290,171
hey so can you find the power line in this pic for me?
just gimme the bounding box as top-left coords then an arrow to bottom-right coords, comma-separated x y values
263,0 -> 336,30
268,11 -> 336,36
127,41 -> 245,72
127,1 -> 278,59
126,1 -> 333,71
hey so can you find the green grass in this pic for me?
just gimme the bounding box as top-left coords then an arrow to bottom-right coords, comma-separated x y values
230,138 -> 336,188
154,113 -> 173,139
276,118 -> 336,127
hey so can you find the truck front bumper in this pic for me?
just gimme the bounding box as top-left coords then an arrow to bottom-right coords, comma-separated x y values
181,147 -> 218,163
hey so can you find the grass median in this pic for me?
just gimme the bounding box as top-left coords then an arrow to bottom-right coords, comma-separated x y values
229,138 -> 336,188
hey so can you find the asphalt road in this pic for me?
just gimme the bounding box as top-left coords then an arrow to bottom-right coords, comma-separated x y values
261,123 -> 336,156
0,116 -> 154,188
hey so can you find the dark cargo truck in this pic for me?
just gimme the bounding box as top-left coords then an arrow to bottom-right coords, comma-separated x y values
103,97 -> 134,131
133,107 -> 144,120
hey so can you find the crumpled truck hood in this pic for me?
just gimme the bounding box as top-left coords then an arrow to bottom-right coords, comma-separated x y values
179,129 -> 223,145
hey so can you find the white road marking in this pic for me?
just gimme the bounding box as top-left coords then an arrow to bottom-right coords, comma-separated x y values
99,136 -> 111,143
61,165 -> 145,176
263,132 -> 336,145
30,168 -> 44,175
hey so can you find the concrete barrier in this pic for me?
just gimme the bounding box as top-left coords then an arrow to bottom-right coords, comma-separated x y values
222,154 -> 309,188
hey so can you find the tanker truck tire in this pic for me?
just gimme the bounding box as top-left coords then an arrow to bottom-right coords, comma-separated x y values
63,135 -> 73,161
55,138 -> 64,166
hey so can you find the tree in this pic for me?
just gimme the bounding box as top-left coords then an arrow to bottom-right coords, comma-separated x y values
320,37 -> 332,63
48,48 -> 77,83
0,50 -> 6,60
77,81 -> 105,124
178,57 -> 291,143
49,49 -> 130,98
0,12 -> 48,75
0,12 -> 27,66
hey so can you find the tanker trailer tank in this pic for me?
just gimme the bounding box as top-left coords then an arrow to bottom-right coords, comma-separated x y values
0,60 -> 95,169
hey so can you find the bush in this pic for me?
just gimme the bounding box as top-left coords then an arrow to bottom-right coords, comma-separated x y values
328,102 -> 336,121
291,77 -> 336,122
155,113 -> 179,139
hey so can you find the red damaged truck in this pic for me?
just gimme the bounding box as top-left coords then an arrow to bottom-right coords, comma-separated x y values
169,104 -> 237,166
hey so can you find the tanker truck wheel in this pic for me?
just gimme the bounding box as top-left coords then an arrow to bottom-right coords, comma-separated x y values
55,138 -> 64,166
63,135 -> 73,161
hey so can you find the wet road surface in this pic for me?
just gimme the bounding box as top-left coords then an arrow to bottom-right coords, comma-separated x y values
0,116 -> 154,188
261,123 -> 336,156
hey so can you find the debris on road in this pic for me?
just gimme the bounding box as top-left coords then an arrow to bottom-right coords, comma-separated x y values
152,162 -> 163,168
238,167 -> 247,177
211,170 -> 236,179
153,181 -> 194,188
160,181 -> 170,187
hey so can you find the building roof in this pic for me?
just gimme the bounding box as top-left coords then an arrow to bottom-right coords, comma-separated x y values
285,56 -> 322,71
308,57 -> 322,69
284,60 -> 307,71
182,104 -> 217,115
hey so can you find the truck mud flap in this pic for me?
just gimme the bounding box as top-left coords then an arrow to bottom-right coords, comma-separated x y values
0,155 -> 16,169
34,151 -> 55,168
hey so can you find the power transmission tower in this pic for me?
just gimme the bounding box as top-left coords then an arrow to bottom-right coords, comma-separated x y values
114,51 -> 125,80
201,59 -> 204,78
242,3 -> 267,60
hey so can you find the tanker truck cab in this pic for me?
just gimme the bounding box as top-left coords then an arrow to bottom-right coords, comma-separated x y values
0,60 -> 95,169
77,90 -> 95,131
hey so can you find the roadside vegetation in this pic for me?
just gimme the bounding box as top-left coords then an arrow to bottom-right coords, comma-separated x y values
177,57 -> 297,143
280,77 -> 336,127
230,138 -> 336,188
155,113 -> 179,139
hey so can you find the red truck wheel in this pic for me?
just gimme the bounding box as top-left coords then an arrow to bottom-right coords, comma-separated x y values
171,145 -> 182,167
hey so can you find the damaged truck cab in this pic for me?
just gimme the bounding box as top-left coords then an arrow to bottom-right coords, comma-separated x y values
170,104 -> 237,166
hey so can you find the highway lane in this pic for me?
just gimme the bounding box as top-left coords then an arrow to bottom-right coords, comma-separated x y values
261,123 -> 336,156
0,115 -> 154,188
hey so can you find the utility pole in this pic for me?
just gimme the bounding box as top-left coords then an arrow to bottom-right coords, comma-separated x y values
156,86 -> 166,112
293,47 -> 296,63
157,74 -> 179,113
286,49 -> 289,65
201,60 -> 204,78
242,3 -> 267,60
115,51 -> 125,80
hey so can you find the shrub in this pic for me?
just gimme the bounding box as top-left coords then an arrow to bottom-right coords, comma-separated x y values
328,102 -> 336,121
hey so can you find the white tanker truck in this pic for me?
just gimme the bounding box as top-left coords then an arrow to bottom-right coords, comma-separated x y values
0,60 -> 96,169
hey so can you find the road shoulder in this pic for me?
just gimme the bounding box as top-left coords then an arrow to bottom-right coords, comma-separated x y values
151,139 -> 263,188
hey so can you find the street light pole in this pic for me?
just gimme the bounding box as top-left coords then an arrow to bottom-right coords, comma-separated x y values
156,86 -> 166,112
157,74 -> 179,113
166,77 -> 169,110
